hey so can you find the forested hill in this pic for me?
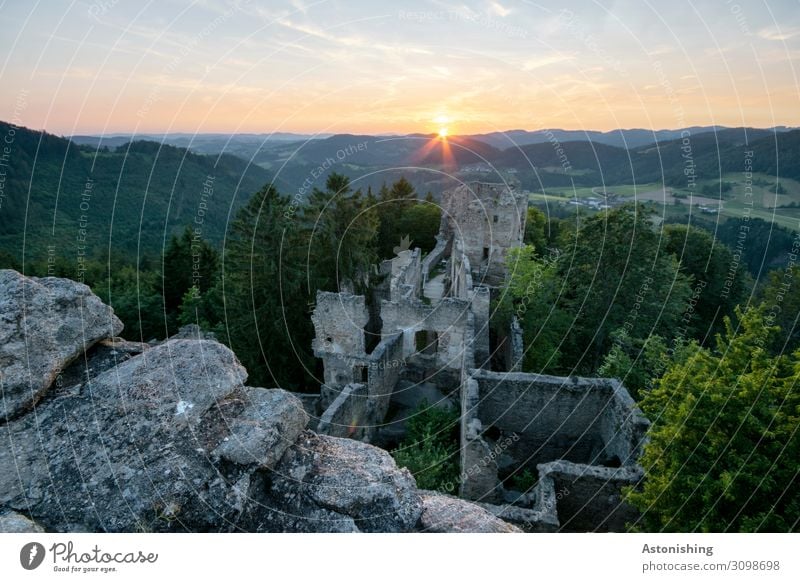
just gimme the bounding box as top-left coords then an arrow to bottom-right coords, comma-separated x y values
0,121 -> 271,264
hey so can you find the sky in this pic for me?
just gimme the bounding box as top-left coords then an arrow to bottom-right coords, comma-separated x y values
0,0 -> 798,136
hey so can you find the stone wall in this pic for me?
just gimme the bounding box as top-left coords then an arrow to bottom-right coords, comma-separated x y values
380,297 -> 472,370
537,461 -> 643,532
440,182 -> 527,286
421,234 -> 450,286
312,291 -> 369,361
365,332 -> 405,424
387,248 -> 422,301
316,383 -> 370,440
472,371 -> 612,468
471,286 -> 491,368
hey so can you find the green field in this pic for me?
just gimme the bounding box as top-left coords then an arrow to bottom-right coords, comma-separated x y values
531,173 -> 800,231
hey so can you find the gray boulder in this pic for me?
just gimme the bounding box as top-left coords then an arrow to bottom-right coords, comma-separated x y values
0,269 -> 123,420
0,339 -> 263,532
0,510 -> 45,533
213,387 -> 308,470
417,492 -> 521,533
252,431 -> 423,532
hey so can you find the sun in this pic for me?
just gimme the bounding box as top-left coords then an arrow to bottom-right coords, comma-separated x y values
438,126 -> 449,138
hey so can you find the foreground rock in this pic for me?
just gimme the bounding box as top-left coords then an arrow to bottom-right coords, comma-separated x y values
213,387 -> 308,470
417,492 -> 521,533
0,269 -> 122,420
0,510 -> 44,533
0,339 -> 253,531
0,270 -> 518,533
246,431 -> 423,533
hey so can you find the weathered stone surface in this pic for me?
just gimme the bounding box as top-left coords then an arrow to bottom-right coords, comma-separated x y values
416,492 -> 521,533
0,339 -> 250,532
58,337 -> 148,392
264,431 -> 422,532
0,510 -> 45,533
0,269 -> 123,420
163,324 -> 217,342
213,388 -> 308,470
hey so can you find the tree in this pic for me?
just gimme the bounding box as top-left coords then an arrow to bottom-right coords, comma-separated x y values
555,204 -> 691,372
222,183 -> 316,389
162,226 -> 219,317
496,245 -> 571,372
394,203 -> 441,256
663,224 -> 751,341
94,264 -> 165,342
302,173 -> 378,293
376,177 -> 418,259
391,402 -> 460,492
597,330 -> 697,400
523,207 -> 547,252
758,264 -> 800,355
629,306 -> 800,532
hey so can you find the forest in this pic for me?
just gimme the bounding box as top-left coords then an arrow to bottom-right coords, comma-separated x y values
1,121 -> 797,532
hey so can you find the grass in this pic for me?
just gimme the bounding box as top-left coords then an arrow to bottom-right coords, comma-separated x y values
529,173 -> 800,231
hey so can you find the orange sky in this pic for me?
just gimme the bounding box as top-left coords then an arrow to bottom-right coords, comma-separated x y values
1,1 -> 798,136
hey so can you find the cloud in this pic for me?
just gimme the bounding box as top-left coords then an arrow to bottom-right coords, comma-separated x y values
758,26 -> 800,41
521,54 -> 574,71
489,1 -> 511,18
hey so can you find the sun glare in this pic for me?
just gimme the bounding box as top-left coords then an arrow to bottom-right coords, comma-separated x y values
438,126 -> 448,138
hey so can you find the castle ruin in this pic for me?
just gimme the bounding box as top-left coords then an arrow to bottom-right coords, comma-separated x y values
304,181 -> 649,532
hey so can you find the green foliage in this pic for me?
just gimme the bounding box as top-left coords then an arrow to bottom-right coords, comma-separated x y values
302,173 -> 379,293
598,330 -> 682,400
555,204 -> 692,372
93,264 -> 168,342
220,183 -> 316,389
628,306 -> 800,532
162,226 -> 220,315
394,203 -> 441,256
391,403 -> 460,492
700,181 -> 733,197
0,122 -> 269,261
758,264 -> 800,355
375,178 -> 441,260
523,207 -> 547,251
663,224 -> 751,340
506,205 -> 693,375
508,468 -> 537,492
496,245 -> 569,372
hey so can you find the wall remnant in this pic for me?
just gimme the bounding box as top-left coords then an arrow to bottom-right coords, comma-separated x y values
303,181 -> 649,531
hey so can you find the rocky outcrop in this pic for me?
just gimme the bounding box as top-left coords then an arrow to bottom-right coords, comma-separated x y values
0,339 -> 252,532
0,269 -> 123,420
213,387 -> 308,470
0,270 -> 517,533
0,510 -> 44,533
251,431 -> 422,533
417,492 -> 521,533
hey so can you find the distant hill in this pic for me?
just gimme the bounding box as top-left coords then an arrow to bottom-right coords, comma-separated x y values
466,126 -> 794,150
0,122 -> 272,263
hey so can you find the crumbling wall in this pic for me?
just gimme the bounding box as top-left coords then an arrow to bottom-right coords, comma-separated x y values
449,238 -> 473,299
471,286 -> 491,368
312,291 -> 369,359
380,297 -> 471,370
365,332 -> 405,424
599,379 -> 651,465
509,316 -> 524,372
537,461 -> 642,532
387,248 -> 422,301
440,182 -> 527,286
421,235 -> 450,286
472,371 -> 614,468
317,383 -> 370,440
